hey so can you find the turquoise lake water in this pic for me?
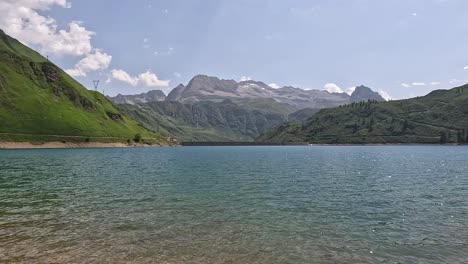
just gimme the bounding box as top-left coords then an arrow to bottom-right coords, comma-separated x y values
0,146 -> 467,263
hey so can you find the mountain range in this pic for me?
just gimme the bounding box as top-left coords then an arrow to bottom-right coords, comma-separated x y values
110,75 -> 385,109
108,90 -> 166,105
109,76 -> 386,141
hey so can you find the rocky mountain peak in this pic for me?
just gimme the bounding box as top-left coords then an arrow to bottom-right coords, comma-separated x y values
165,84 -> 185,101
350,85 -> 385,102
186,75 -> 238,92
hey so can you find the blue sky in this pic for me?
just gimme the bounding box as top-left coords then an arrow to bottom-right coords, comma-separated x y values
2,0 -> 468,99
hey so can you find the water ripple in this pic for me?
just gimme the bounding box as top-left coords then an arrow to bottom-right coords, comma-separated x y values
0,146 -> 467,263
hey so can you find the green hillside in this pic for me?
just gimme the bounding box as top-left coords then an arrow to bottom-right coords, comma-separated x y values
288,108 -> 320,122
258,85 -> 468,144
0,29 -> 163,143
119,100 -> 287,142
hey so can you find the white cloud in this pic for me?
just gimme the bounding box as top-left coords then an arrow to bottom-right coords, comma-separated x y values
464,66 -> 468,70
66,49 -> 112,77
3,0 -> 71,10
0,0 -> 113,78
49,22 -> 94,56
346,86 -> 356,95
411,13 -> 418,16
324,83 -> 343,93
378,90 -> 392,101
240,76 -> 252,82
268,83 -> 280,89
450,78 -> 468,84
138,71 -> 170,87
173,72 -> 182,78
0,1 -> 95,57
111,69 -> 138,86
402,82 -> 440,88
111,69 -> 169,88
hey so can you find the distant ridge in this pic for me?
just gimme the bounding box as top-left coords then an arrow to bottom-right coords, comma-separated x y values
108,90 -> 166,105
257,85 -> 468,144
163,74 -> 384,109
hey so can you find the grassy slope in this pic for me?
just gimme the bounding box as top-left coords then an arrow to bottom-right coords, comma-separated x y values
120,101 -> 287,142
0,30 -> 46,62
121,103 -> 241,142
0,30 -> 163,143
233,98 -> 298,116
288,108 -> 320,122
258,85 -> 468,144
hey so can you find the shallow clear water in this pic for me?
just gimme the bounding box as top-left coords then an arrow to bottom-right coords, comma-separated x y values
0,146 -> 467,263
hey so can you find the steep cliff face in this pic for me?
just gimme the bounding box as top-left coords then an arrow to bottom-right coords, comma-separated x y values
119,100 -> 287,142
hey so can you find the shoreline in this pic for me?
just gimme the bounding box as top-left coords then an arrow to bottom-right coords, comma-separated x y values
308,143 -> 464,146
0,141 -> 172,149
1,142 -> 465,149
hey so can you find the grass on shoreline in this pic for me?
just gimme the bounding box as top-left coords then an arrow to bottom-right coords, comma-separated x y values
0,132 -> 166,145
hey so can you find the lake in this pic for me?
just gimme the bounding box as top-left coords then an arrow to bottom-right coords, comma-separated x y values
0,146 -> 467,263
